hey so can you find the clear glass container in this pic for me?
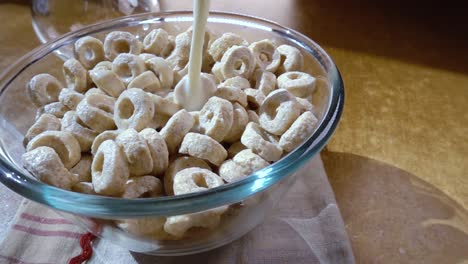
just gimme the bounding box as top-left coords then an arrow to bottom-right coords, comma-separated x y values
0,11 -> 344,255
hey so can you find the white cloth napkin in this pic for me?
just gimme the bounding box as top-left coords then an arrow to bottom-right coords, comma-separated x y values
0,155 -> 355,264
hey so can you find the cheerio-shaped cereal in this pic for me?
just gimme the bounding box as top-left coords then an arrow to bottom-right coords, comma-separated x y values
117,217 -> 167,238
27,130 -> 81,169
215,45 -> 255,81
63,58 -> 88,93
219,149 -> 269,183
61,111 -> 98,152
89,68 -> 125,98
244,88 -> 265,109
84,87 -> 105,96
214,86 -> 248,107
70,154 -> 93,182
112,53 -> 145,85
164,156 -> 211,196
198,97 -> 233,142
249,39 -> 281,72
59,88 -> 84,110
74,36 -> 105,69
276,44 -> 304,74
223,103 -> 249,143
116,129 -> 153,176
92,140 -> 129,196
127,71 -> 161,93
71,182 -> 96,194
42,102 -> 69,118
138,129 -> 167,175
208,32 -> 248,62
150,94 -> 181,116
142,28 -> 170,56
114,88 -> 154,131
160,109 -> 195,154
179,133 -> 227,166
247,110 -> 259,123
104,31 -> 142,60
22,146 -> 78,190
227,141 -> 246,159
93,61 -> 112,71
279,111 -> 319,152
164,206 -> 227,238
28,74 -> 63,107
277,71 -> 316,98
258,89 -> 300,135
122,175 -> 163,198
91,130 -> 120,155
241,122 -> 282,162
253,70 -> 276,96
147,57 -> 174,90
76,92 -> 116,132
139,53 -> 157,65
23,114 -> 61,145
296,97 -> 315,114
173,168 -> 223,195
218,76 -> 251,90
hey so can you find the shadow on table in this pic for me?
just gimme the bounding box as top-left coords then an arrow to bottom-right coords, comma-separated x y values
289,0 -> 468,74
321,150 -> 468,263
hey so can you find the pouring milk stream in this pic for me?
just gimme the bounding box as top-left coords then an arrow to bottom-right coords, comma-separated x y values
174,0 -> 215,111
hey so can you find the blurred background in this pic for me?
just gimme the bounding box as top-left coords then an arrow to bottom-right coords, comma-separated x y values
0,0 -> 467,263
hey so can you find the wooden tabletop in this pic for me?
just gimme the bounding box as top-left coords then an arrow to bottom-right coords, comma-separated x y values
1,0 -> 467,263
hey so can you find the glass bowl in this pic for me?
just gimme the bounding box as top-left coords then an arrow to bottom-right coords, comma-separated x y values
0,11 -> 344,255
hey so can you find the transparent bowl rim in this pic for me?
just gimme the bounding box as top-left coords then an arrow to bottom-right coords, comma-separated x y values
0,11 -> 344,218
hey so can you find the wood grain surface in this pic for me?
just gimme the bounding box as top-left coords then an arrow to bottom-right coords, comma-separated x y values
0,0 -> 467,263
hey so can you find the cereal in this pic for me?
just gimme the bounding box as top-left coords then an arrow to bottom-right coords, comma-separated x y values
116,129 -> 153,176
164,156 -> 211,196
277,71 -> 316,98
93,61 -> 112,71
214,86 -> 248,107
112,53 -> 146,85
296,97 -> 315,113
249,39 -> 281,72
26,131 -> 81,169
223,103 -> 249,143
219,149 -> 269,183
146,57 -> 174,90
227,141 -> 246,159
198,96 -> 233,142
89,68 -> 125,98
244,88 -> 265,109
91,130 -> 120,155
241,122 -> 282,162
42,102 -> 69,118
150,94 -> 181,116
252,70 -> 276,96
172,168 -> 223,195
160,109 -> 195,154
247,110 -> 259,123
28,73 -> 63,107
139,53 -> 157,64
127,71 -> 161,93
76,92 -> 116,132
218,76 -> 251,90
279,111 -> 319,152
179,133 -> 227,166
104,31 -> 142,60
70,154 -> 93,182
258,89 -> 301,135
59,88 -> 84,110
114,88 -> 155,131
22,146 -> 78,190
71,182 -> 96,194
139,128 -> 169,177
122,175 -> 163,198
208,33 -> 248,62
74,36 -> 105,69
23,114 -> 61,145
61,111 -> 98,152
63,58 -> 88,93
214,45 -> 255,81
92,140 -> 129,196
142,28 -> 171,57
276,44 -> 304,74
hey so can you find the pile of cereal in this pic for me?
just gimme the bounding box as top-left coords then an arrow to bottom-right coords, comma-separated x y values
22,28 -> 319,239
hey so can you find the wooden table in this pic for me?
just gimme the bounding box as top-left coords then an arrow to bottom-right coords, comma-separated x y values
1,1 -> 467,263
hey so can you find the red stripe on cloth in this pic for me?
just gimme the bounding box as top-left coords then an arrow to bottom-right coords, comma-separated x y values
0,255 -> 54,264
20,213 -> 74,225
12,224 -> 83,239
